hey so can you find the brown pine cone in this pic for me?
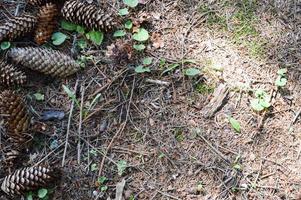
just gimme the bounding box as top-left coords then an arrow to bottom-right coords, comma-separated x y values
35,3 -> 59,45
0,61 -> 26,87
0,90 -> 31,146
8,47 -> 81,78
1,166 -> 61,195
61,0 -> 120,31
0,14 -> 37,42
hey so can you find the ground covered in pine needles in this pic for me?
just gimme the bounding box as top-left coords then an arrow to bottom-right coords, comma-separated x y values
1,0 -> 301,199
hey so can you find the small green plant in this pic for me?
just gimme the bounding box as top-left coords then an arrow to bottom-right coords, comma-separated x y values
185,68 -> 201,76
96,176 -> 108,192
26,188 -> 49,200
62,85 -> 80,107
117,160 -> 127,176
228,117 -> 241,133
195,83 -> 214,94
174,128 -> 184,142
250,89 -> 270,112
51,32 -> 68,46
33,92 -> 45,101
275,68 -> 287,87
59,20 -> 104,46
0,41 -> 11,50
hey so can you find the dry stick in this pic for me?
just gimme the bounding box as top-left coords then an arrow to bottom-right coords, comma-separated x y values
198,131 -> 230,164
156,190 -> 181,200
91,69 -> 128,97
97,76 -> 135,177
77,84 -> 85,164
62,80 -> 79,167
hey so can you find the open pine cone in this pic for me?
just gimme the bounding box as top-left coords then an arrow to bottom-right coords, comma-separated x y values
0,14 -> 37,42
61,0 -> 120,31
1,166 -> 61,196
0,60 -> 26,87
8,47 -> 81,78
0,90 -> 31,146
35,3 -> 59,45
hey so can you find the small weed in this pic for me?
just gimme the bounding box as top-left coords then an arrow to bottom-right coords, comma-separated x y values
275,68 -> 288,87
96,176 -> 108,192
195,82 -> 214,94
174,128 -> 185,142
250,89 -> 270,112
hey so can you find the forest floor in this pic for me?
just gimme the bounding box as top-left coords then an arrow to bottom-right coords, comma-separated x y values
1,0 -> 301,200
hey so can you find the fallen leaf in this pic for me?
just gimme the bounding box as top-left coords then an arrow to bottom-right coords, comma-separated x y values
151,32 -> 164,49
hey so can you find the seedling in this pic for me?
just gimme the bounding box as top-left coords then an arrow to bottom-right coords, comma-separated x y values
250,89 -> 271,112
275,68 -> 287,87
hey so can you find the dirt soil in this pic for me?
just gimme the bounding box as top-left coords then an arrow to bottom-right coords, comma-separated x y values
1,0 -> 301,200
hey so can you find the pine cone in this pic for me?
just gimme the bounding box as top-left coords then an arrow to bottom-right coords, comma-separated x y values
0,90 -> 31,146
1,166 -> 61,195
35,3 -> 59,45
0,61 -> 26,87
1,149 -> 21,169
61,0 -> 120,31
8,47 -> 81,78
0,14 -> 37,42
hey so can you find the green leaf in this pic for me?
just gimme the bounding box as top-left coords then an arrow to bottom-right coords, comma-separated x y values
135,65 -> 151,73
123,0 -> 138,8
143,57 -> 153,65
275,76 -> 287,87
62,85 -> 80,107
254,89 -> 266,98
86,30 -> 103,45
38,188 -> 48,198
76,26 -> 85,34
101,185 -> 108,192
60,20 -> 77,31
277,68 -> 287,76
1,41 -> 11,50
133,28 -> 149,42
51,32 -> 67,46
119,8 -> 129,16
91,163 -> 98,171
33,93 -> 45,101
185,68 -> 201,76
133,44 -> 145,51
77,39 -> 87,49
228,117 -> 241,133
250,99 -> 265,111
26,192 -> 33,200
117,160 -> 127,176
260,99 -> 270,108
233,164 -> 242,170
161,63 -> 179,75
98,176 -> 107,184
113,30 -> 126,37
124,20 -> 133,29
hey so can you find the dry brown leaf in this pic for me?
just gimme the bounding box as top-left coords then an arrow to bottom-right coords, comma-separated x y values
151,32 -> 164,49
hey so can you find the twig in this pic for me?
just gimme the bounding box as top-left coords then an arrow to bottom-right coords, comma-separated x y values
198,131 -> 230,164
62,80 -> 79,167
97,76 -> 135,177
291,108 -> 301,126
91,69 -> 128,97
145,78 -> 171,86
77,84 -> 85,164
156,190 -> 181,200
